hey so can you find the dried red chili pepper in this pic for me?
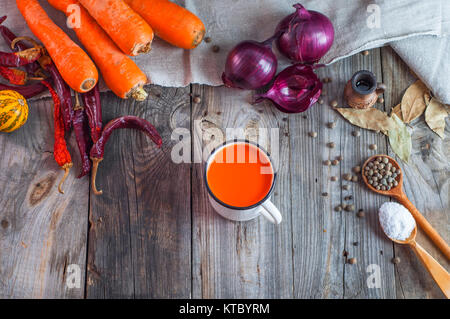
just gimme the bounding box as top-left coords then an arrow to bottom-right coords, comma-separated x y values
41,80 -> 73,194
0,47 -> 42,67
38,54 -> 74,132
73,92 -> 92,178
0,66 -> 44,85
0,16 -> 43,77
81,84 -> 102,143
9,36 -> 74,131
90,116 -> 162,195
0,66 -> 27,85
0,81 -> 48,98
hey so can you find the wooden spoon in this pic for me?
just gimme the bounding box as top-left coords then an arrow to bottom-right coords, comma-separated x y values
380,225 -> 450,298
362,155 -> 450,260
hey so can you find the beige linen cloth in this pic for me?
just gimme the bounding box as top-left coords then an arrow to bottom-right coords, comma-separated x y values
391,0 -> 450,105
0,0 -> 448,103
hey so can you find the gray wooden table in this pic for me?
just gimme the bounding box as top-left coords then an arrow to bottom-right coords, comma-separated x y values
0,47 -> 448,299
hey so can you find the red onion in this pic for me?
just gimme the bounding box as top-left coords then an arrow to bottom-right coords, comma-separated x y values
275,3 -> 334,64
254,64 -> 322,113
222,38 -> 277,90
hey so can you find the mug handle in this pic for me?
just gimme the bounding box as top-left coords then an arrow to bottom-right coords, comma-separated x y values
259,200 -> 282,224
376,82 -> 386,95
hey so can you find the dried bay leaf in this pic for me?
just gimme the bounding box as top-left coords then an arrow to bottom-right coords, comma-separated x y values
401,80 -> 429,123
391,104 -> 403,121
388,114 -> 412,163
336,108 -> 395,135
425,97 -> 448,138
424,92 -> 432,105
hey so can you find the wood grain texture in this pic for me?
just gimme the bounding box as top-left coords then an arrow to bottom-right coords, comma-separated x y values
191,85 -> 294,298
289,49 -> 395,299
288,69 -> 344,299
381,47 -> 449,299
0,97 -> 88,298
86,87 -> 192,298
0,48 -> 447,299
338,49 -> 395,299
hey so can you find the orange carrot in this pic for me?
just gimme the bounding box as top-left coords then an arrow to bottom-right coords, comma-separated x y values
47,0 -> 148,100
124,0 -> 205,49
16,0 -> 98,93
78,0 -> 154,56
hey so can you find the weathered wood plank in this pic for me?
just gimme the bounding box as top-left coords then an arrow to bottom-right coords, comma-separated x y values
86,87 -> 192,298
290,48 -> 396,298
191,85 -> 293,298
288,69 -> 344,298
0,48 -> 446,299
339,49 -> 395,299
381,46 -> 449,299
0,97 -> 88,298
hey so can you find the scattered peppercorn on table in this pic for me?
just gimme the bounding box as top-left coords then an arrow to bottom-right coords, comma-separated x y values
0,47 -> 448,299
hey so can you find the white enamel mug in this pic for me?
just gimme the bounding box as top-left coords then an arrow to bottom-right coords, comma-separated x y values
204,140 -> 282,224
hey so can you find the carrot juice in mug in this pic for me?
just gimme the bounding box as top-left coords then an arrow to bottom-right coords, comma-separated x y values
206,142 -> 274,208
205,141 -> 281,223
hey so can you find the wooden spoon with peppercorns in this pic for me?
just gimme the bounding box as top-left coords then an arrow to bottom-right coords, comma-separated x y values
362,155 -> 450,261
381,224 -> 450,298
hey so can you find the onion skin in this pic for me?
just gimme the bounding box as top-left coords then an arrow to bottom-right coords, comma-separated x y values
222,39 -> 277,90
276,3 -> 334,64
254,64 -> 322,113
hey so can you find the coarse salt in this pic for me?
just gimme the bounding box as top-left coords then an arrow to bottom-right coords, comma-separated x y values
379,202 -> 416,241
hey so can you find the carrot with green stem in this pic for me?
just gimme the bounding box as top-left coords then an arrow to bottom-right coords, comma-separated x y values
47,0 -> 148,100
78,0 -> 154,56
16,0 -> 98,93
124,0 -> 205,49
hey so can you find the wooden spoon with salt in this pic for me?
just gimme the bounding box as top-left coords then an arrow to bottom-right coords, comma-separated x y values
362,155 -> 450,260
380,225 -> 450,298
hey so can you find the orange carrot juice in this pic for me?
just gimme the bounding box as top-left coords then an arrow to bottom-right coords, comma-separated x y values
206,142 -> 274,207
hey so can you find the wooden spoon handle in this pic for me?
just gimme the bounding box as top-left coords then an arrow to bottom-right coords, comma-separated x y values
396,194 -> 450,260
409,242 -> 450,298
